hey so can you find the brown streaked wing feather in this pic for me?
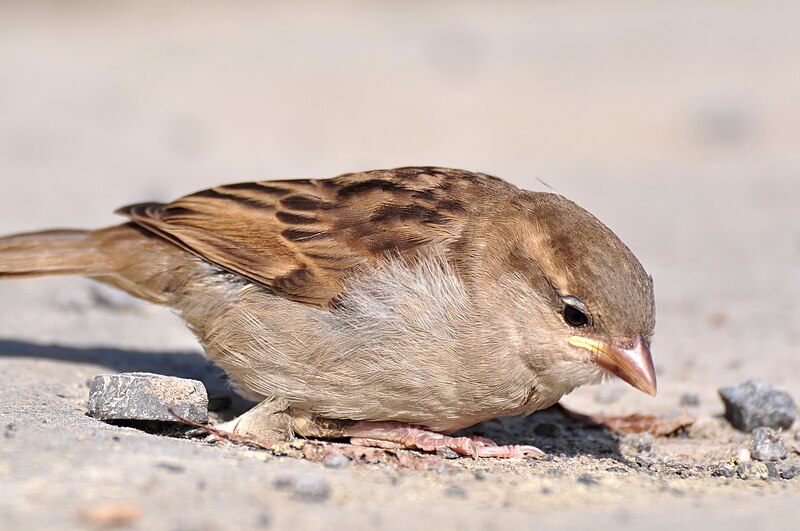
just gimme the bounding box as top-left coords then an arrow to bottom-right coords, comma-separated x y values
116,167 -> 514,306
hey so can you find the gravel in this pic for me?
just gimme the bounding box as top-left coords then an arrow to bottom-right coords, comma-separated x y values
323,452 -> 352,469
751,427 -> 788,461
87,373 -> 209,423
679,393 -> 701,407
626,433 -> 655,453
273,474 -> 332,503
718,380 -> 797,432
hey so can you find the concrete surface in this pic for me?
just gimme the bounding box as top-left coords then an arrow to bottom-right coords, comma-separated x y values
1,1 -> 799,529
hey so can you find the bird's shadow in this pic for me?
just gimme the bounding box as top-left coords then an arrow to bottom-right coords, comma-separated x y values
1,338 -> 625,462
460,405 -> 626,463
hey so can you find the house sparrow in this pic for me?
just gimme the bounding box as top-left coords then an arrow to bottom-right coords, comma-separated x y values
0,167 -> 656,457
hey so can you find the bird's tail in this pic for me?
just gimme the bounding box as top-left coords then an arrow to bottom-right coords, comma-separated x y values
0,229 -> 110,278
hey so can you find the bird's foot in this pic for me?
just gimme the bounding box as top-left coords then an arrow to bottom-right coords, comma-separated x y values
344,421 -> 544,458
197,399 -> 293,446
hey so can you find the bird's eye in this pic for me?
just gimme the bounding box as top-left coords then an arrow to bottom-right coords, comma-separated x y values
561,296 -> 590,327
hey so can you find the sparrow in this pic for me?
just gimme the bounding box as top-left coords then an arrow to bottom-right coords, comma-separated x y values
0,167 -> 656,457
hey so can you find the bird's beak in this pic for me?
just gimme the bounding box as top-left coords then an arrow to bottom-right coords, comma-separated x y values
568,335 -> 657,396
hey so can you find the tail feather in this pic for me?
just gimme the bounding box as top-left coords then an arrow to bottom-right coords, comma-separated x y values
0,229 -> 109,278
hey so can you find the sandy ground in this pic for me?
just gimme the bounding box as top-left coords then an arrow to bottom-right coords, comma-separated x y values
1,1 -> 799,529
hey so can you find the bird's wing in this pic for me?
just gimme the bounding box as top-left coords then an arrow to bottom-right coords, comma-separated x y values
117,167 -> 509,307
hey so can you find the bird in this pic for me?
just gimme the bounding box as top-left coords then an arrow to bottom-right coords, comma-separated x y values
0,166 -> 656,458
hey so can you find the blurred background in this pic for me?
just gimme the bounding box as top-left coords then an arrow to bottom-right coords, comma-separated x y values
1,0 -> 798,411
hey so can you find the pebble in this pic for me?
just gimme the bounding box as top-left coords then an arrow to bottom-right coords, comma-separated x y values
435,447 -> 460,459
779,463 -> 800,480
577,474 -> 599,486
625,433 -> 654,453
473,470 -> 488,481
718,379 -> 797,431
710,466 -> 735,479
679,393 -> 701,407
88,373 -> 208,423
256,512 -> 272,528
634,456 -> 654,469
732,448 -> 751,464
751,427 -> 788,461
736,462 -> 770,480
291,475 -> 332,503
273,475 -> 331,503
323,452 -> 352,469
443,485 -> 468,499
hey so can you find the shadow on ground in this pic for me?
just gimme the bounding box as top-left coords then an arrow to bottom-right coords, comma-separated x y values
462,405 -> 625,463
0,338 -> 230,396
0,339 -> 624,461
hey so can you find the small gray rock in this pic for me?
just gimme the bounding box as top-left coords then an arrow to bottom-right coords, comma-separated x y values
443,485 -> 467,498
625,432 -> 654,453
779,463 -> 800,480
710,466 -> 735,479
679,393 -> 700,407
88,373 -> 208,423
736,462 -> 770,480
323,452 -> 352,469
751,427 -> 788,461
291,475 -> 331,503
719,379 -> 797,431
435,447 -> 460,459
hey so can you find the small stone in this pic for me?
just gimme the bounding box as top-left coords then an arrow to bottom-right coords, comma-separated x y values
257,512 -> 272,528
435,447 -> 460,459
473,470 -> 488,481
541,486 -> 552,495
272,476 -> 294,490
533,422 -> 563,438
732,448 -> 751,465
444,485 -> 467,499
679,393 -> 701,407
751,427 -> 788,461
625,433 -> 654,453
606,466 -> 629,473
765,463 -> 780,480
156,462 -> 185,474
577,474 -> 598,486
291,475 -> 331,503
323,452 -> 352,469
736,462 -> 770,480
711,466 -> 735,478
779,463 -> 800,480
719,379 -> 797,431
635,456 -> 654,469
88,373 -> 208,423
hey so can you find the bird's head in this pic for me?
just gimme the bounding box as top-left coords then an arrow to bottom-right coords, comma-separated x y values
489,191 -> 656,397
